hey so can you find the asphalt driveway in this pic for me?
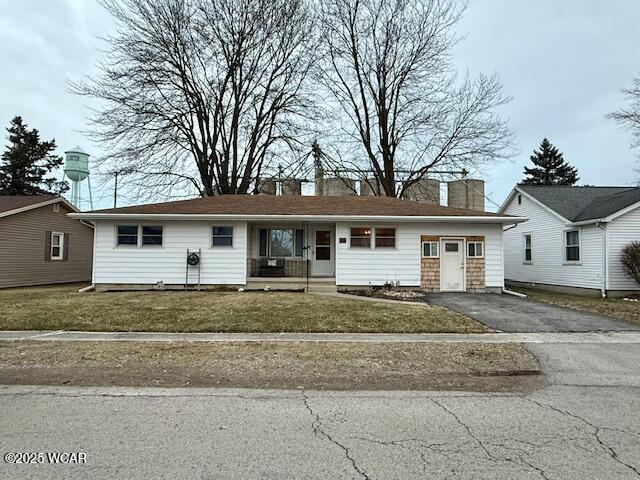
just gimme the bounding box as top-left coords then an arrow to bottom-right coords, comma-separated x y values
423,293 -> 640,333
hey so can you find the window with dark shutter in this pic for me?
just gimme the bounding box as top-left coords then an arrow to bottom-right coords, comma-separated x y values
295,229 -> 304,257
259,229 -> 268,257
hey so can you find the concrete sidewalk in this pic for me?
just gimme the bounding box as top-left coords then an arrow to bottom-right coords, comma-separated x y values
2,330 -> 640,344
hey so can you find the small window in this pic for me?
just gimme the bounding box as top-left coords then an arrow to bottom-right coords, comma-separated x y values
445,242 -> 459,252
270,229 -> 294,257
51,232 -> 64,260
565,229 -> 580,262
53,203 -> 60,213
212,226 -> 234,246
375,228 -> 396,248
117,225 -> 138,246
467,241 -> 484,258
350,227 -> 371,248
524,234 -> 532,263
422,241 -> 439,258
517,194 -> 522,205
142,226 -> 163,246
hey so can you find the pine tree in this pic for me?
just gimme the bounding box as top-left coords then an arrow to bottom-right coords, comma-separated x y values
0,116 -> 67,195
520,138 -> 579,186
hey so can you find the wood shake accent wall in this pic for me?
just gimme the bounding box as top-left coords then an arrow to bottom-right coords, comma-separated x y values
419,235 -> 486,292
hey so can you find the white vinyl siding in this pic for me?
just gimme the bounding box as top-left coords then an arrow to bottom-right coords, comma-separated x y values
93,220 -> 247,285
335,222 -> 503,287
503,192 -> 604,289
608,206 -> 640,291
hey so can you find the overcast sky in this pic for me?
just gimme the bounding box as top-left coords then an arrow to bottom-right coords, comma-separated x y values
1,0 -> 639,210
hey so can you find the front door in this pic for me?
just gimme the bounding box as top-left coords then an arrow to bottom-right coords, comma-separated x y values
440,239 -> 465,292
311,226 -> 334,277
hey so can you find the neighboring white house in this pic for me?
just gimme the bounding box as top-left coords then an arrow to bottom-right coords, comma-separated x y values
70,195 -> 524,293
500,185 -> 640,297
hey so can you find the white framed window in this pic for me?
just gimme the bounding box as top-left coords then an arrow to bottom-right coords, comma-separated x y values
422,241 -> 439,258
467,241 -> 484,258
117,225 -> 139,246
564,229 -> 580,262
52,203 -> 60,213
523,234 -> 532,264
51,232 -> 64,260
269,229 -> 294,257
375,227 -> 396,248
141,226 -> 163,246
350,227 -> 371,248
212,226 -> 234,247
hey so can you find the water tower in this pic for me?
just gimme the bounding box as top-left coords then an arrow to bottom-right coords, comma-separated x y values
63,146 -> 93,210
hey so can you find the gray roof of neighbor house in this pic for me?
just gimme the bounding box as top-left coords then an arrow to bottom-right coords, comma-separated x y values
517,185 -> 640,222
0,195 -> 59,215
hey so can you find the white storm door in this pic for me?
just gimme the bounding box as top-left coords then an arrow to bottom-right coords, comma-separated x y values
311,226 -> 334,277
440,240 -> 465,292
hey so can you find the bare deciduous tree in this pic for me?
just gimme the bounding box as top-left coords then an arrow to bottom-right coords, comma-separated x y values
609,75 -> 640,184
72,0 -> 315,199
317,0 -> 514,197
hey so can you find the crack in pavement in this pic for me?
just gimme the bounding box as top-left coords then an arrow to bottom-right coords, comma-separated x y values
430,397 -> 551,479
524,397 -> 640,477
300,391 -> 371,480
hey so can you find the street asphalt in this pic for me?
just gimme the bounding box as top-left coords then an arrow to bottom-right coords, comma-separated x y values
423,292 -> 640,332
1,339 -> 640,479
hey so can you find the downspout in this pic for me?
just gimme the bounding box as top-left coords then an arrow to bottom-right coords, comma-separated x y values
596,222 -> 607,298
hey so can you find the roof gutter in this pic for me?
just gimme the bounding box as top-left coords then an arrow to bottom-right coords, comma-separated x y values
568,218 -> 607,226
68,213 -> 527,224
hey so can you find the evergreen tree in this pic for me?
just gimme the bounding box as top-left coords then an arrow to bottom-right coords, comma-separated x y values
0,116 -> 67,195
520,138 -> 579,186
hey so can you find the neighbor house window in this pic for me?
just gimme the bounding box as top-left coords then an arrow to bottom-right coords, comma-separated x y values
141,226 -> 163,246
117,225 -> 138,246
565,229 -> 580,262
212,226 -> 234,246
524,234 -> 532,263
422,241 -> 439,258
375,228 -> 396,248
467,241 -> 484,258
270,229 -> 294,257
350,227 -> 371,248
51,232 -> 64,260
517,194 -> 522,205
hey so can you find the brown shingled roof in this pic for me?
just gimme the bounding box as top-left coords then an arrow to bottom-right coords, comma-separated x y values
90,195 -> 503,217
0,195 -> 59,214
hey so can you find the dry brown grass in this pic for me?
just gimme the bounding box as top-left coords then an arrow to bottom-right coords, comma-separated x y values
0,340 -> 541,391
515,287 -> 640,327
0,284 -> 487,333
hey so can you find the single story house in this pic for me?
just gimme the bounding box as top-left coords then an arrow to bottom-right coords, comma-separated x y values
70,195 -> 523,293
499,185 -> 640,297
0,195 -> 94,288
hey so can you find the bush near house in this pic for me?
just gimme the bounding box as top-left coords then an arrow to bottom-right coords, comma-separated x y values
621,241 -> 640,285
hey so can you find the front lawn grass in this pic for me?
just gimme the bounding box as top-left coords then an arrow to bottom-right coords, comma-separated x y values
0,284 -> 487,333
515,287 -> 640,327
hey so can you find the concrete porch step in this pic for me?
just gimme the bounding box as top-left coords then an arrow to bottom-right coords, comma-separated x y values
306,283 -> 338,293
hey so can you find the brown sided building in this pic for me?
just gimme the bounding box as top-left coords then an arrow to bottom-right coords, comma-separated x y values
0,196 -> 94,288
